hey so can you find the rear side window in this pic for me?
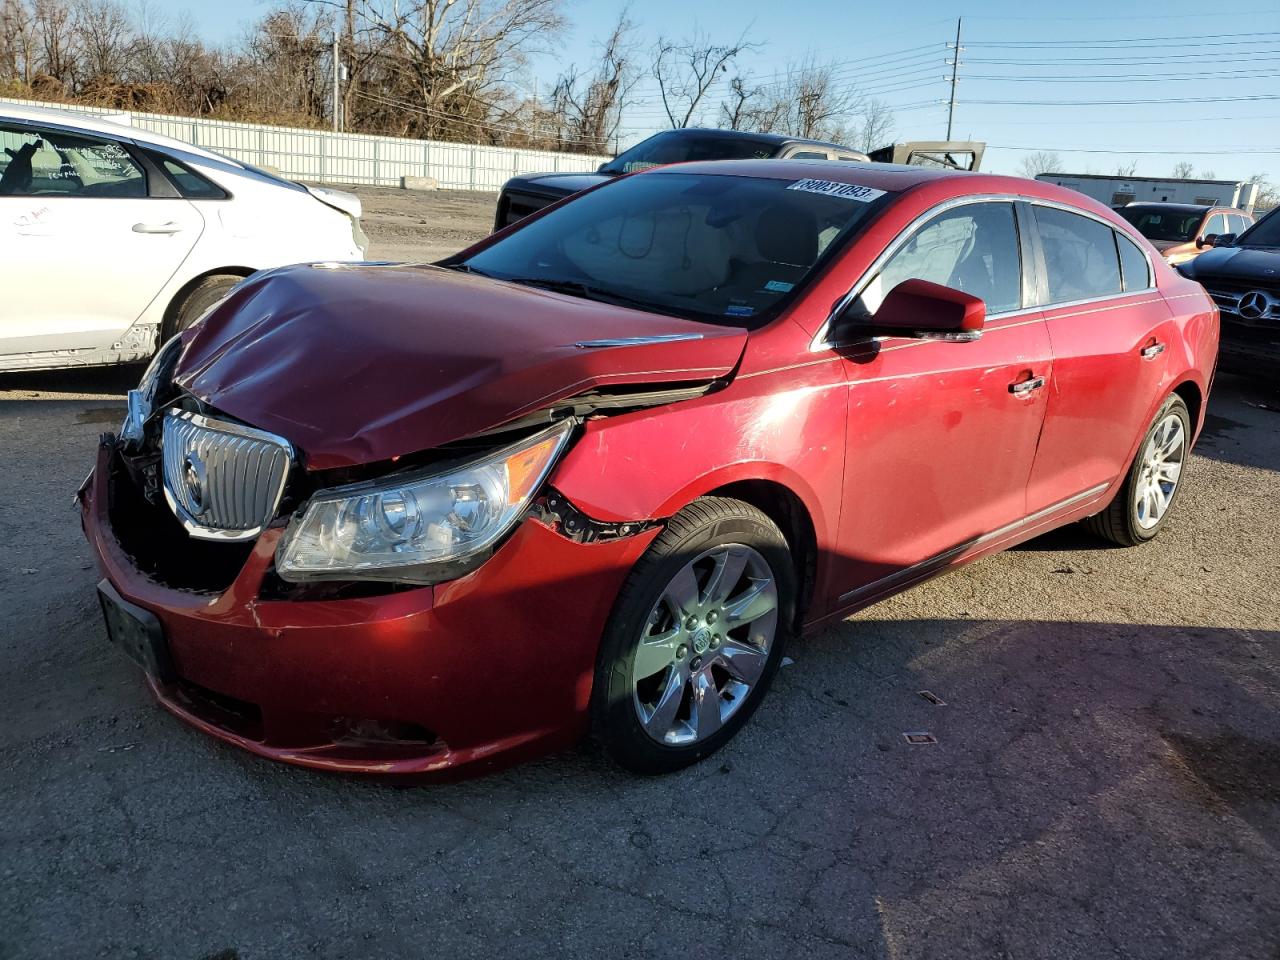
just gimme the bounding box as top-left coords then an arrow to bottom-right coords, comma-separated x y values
790,151 -> 829,160
153,154 -> 228,199
1116,232 -> 1151,291
0,124 -> 145,197
1033,205 -> 1122,303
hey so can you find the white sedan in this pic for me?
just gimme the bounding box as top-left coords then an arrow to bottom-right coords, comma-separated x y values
0,103 -> 368,372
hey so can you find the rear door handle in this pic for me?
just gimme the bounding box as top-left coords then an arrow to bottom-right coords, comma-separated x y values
1140,341 -> 1166,359
1009,375 -> 1046,396
132,221 -> 183,235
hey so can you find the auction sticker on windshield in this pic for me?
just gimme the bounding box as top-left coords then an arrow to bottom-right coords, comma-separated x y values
787,179 -> 886,202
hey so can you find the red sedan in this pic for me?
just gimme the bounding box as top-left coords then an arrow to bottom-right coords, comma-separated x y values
82,161 -> 1218,776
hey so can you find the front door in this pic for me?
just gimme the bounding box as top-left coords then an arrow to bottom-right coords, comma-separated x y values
0,123 -> 203,357
829,200 -> 1053,606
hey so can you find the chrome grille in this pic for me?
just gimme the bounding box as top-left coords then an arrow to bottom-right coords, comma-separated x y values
161,410 -> 293,541
1204,285 -> 1280,323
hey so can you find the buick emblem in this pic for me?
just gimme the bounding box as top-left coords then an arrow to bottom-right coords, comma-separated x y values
183,452 -> 209,516
1238,290 -> 1270,321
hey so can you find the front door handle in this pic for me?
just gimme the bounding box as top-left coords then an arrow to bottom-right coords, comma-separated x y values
132,221 -> 183,235
1009,375 -> 1046,396
1140,341 -> 1166,360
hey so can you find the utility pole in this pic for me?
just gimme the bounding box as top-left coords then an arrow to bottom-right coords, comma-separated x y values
331,30 -> 341,133
946,17 -> 962,141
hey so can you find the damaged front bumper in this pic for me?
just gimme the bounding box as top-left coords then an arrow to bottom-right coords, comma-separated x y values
80,440 -> 659,777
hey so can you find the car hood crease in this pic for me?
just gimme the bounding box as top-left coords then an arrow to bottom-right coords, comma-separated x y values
174,263 -> 747,470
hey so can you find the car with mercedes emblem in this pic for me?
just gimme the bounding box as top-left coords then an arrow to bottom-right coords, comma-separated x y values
1175,204 -> 1280,378
80,159 -> 1217,778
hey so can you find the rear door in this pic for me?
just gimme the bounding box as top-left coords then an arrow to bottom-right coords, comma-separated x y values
830,200 -> 1053,605
1023,204 -> 1174,513
0,121 -> 203,356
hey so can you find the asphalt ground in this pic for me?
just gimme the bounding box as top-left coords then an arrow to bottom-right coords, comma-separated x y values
1,187 -> 1277,960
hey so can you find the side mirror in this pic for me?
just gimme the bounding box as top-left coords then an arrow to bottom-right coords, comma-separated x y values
1198,233 -> 1236,249
859,278 -> 986,342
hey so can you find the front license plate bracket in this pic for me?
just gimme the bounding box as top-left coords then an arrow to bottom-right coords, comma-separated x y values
98,579 -> 176,683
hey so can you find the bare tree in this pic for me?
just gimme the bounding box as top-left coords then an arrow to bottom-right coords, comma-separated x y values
854,97 -> 894,153
653,29 -> 754,128
1249,173 -> 1279,211
1172,161 -> 1195,179
722,57 -> 860,143
551,10 -> 638,153
1200,169 -> 1216,179
1114,160 -> 1138,177
1017,150 -> 1061,178
1,0 -> 38,85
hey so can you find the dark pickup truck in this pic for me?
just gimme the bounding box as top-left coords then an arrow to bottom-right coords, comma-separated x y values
493,129 -> 986,231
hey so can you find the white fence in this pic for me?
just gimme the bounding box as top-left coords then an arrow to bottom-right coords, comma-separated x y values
1,97 -> 610,191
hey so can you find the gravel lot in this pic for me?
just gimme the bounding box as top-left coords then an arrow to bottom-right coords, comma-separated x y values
2,187 -> 1278,960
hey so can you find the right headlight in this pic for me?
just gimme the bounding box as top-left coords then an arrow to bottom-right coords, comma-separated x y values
275,421 -> 573,584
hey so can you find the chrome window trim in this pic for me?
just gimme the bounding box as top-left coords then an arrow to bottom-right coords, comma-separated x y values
812,192 -> 1158,351
161,410 -> 295,542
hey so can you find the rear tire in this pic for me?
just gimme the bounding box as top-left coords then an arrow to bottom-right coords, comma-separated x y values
1083,394 -> 1190,546
163,274 -> 242,340
592,497 -> 796,775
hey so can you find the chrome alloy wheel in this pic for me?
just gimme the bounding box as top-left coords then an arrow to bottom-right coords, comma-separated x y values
632,544 -> 779,746
1134,412 -> 1186,530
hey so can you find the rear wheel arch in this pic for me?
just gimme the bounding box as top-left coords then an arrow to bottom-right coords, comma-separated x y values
1171,379 -> 1203,434
162,267 -> 255,341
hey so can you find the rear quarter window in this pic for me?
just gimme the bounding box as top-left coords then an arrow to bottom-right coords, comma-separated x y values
1116,232 -> 1151,291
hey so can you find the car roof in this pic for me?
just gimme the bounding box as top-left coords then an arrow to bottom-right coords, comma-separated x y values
2,101 -> 240,167
647,158 -> 1095,200
1123,202 -> 1214,214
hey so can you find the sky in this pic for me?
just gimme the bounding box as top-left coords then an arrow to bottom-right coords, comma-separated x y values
155,0 -> 1280,183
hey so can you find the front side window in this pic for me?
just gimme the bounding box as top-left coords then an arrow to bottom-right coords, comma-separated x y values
1203,213 -> 1229,239
1033,205 -> 1122,303
460,172 -> 894,327
1236,208 -> 1280,248
790,151 -> 829,160
0,124 -> 144,198
859,202 -> 1023,315
1229,214 -> 1252,236
1116,232 -> 1151,291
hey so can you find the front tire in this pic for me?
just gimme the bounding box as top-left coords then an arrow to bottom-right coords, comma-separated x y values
592,497 -> 796,775
1083,394 -> 1191,546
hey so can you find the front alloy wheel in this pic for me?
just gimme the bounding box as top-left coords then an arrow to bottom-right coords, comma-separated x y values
593,497 -> 795,774
633,544 -> 778,746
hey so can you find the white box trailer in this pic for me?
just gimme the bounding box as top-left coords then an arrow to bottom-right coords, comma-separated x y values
1035,173 -> 1259,214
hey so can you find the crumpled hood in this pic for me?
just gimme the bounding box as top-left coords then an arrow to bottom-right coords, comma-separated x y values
1180,245 -> 1280,283
174,263 -> 746,470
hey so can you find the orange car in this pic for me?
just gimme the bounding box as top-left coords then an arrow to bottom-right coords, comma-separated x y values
1117,203 -> 1254,266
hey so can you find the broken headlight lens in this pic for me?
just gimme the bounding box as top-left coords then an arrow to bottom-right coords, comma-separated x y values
275,421 -> 573,584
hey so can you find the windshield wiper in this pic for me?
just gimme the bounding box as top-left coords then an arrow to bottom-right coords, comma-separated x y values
502,276 -> 657,312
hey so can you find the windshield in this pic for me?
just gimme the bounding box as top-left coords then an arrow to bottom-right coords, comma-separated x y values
1117,207 -> 1204,243
1236,207 -> 1280,248
458,172 -> 894,327
600,132 -> 778,175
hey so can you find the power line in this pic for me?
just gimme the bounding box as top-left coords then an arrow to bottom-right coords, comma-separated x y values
966,49 -> 1280,64
961,94 -> 1280,106
964,69 -> 1280,82
992,144 -> 1280,155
